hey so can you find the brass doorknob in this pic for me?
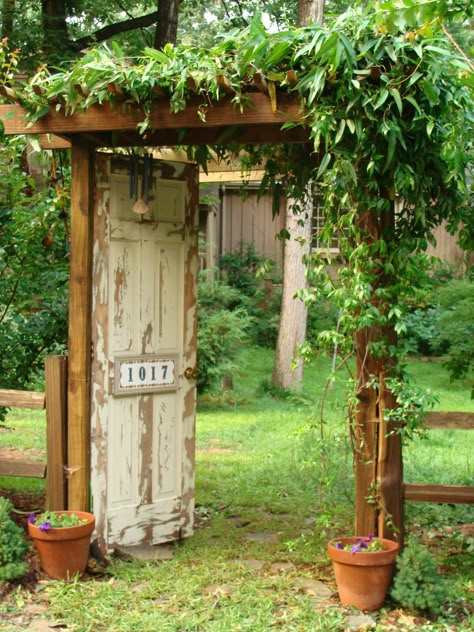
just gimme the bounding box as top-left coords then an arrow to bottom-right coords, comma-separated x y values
184,367 -> 198,380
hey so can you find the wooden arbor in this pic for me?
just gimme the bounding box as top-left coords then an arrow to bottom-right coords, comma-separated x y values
0,93 -> 406,542
0,93 -> 310,511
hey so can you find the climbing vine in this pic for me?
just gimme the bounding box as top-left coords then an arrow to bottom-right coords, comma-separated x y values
1,0 -> 472,534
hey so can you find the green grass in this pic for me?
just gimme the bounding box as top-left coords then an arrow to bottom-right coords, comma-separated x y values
0,408 -> 47,493
1,348 -> 473,631
0,408 -> 47,451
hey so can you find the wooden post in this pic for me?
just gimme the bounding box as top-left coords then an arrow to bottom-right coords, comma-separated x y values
67,141 -> 94,511
45,355 -> 68,510
377,381 -> 403,542
354,327 -> 378,536
353,207 -> 403,543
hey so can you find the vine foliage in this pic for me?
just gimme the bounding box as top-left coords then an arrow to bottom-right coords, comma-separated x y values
1,0 -> 472,532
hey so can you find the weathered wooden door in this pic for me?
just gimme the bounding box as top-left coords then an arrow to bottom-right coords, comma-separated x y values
90,154 -> 198,552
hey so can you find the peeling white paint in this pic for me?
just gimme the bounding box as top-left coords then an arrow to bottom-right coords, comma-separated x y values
90,155 -> 198,552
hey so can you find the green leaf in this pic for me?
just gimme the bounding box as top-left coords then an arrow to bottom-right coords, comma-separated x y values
317,152 -> 332,178
334,119 -> 346,145
405,95 -> 422,115
373,88 -> 389,110
142,48 -> 170,64
264,42 -> 291,68
422,80 -> 439,105
407,71 -> 423,88
389,88 -> 403,115
384,131 -> 396,172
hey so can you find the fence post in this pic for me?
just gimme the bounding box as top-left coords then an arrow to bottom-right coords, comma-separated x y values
45,355 -> 68,510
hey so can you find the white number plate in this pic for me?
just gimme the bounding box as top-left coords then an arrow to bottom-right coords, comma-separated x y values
114,355 -> 178,395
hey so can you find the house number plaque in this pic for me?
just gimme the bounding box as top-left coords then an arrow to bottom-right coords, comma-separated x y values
114,355 -> 178,395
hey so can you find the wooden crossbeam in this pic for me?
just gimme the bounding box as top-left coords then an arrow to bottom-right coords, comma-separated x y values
403,411 -> 474,506
0,458 -> 46,478
425,411 -> 474,430
0,94 -> 307,147
0,389 -> 45,409
404,483 -> 474,504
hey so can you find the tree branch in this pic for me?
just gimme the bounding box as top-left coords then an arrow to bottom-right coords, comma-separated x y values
440,22 -> 474,71
72,11 -> 159,51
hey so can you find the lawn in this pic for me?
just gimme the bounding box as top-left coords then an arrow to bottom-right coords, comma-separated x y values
1,348 -> 473,631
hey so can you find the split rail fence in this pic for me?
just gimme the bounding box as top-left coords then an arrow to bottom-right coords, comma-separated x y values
1,361 -> 473,514
403,411 -> 474,505
0,356 -> 67,510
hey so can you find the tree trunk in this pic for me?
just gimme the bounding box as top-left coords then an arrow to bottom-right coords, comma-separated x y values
1,0 -> 15,39
272,200 -> 311,390
272,0 -> 324,391
298,0 -> 325,25
154,0 -> 181,48
41,0 -> 69,51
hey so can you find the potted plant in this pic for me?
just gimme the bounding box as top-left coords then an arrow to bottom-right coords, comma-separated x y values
28,510 -> 95,580
328,534 -> 399,612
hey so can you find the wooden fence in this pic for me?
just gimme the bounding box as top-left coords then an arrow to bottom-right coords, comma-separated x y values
403,411 -> 474,505
0,356 -> 68,510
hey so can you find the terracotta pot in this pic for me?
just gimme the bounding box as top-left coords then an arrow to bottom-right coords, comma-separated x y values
28,511 -> 95,580
328,537 -> 399,611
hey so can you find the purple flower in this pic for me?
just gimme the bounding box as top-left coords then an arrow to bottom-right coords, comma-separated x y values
28,513 -> 37,524
39,521 -> 52,531
334,542 -> 344,549
350,544 -> 360,554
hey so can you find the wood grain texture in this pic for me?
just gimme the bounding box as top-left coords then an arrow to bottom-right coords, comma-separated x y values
67,141 -> 94,511
404,484 -> 474,504
0,95 -> 307,146
0,389 -> 45,409
45,355 -> 68,510
425,411 -> 474,430
0,459 -> 46,478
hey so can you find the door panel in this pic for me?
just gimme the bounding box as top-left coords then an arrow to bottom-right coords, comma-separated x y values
91,155 -> 198,551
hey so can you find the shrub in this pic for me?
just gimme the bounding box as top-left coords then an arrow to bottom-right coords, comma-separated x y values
434,278 -> 474,394
403,306 -> 441,356
0,136 -> 69,421
0,497 -> 29,584
401,269 -> 474,381
197,278 -> 254,393
306,298 -> 340,346
218,242 -> 282,348
219,242 -> 265,297
390,538 -> 450,616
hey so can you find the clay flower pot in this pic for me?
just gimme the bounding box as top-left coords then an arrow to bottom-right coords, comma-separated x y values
328,536 -> 399,611
28,510 -> 95,580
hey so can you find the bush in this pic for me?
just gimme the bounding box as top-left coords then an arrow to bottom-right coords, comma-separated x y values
0,497 -> 29,584
0,137 -> 69,420
401,270 -> 474,390
306,298 -> 340,346
434,278 -> 474,394
403,306 -> 442,356
197,278 -> 254,393
218,242 -> 282,348
390,538 -> 450,616
219,242 -> 265,297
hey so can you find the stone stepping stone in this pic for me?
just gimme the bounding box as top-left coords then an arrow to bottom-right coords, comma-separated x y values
294,577 -> 333,599
232,558 -> 266,570
245,532 -> 280,543
346,613 -> 376,629
114,544 -> 174,561
269,562 -> 296,573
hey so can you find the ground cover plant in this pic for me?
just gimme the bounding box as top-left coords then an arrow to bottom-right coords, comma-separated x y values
1,348 -> 473,631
